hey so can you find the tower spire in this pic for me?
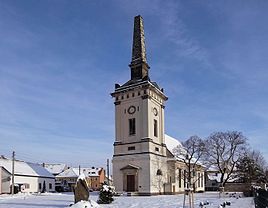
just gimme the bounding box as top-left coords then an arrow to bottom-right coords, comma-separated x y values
129,15 -> 150,80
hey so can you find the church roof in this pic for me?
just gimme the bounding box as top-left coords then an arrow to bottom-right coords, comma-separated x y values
165,134 -> 183,154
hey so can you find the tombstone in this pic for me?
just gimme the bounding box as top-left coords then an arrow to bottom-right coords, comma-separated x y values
74,175 -> 89,203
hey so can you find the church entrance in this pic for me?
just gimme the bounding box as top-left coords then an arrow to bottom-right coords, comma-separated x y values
127,175 -> 135,192
120,164 -> 139,192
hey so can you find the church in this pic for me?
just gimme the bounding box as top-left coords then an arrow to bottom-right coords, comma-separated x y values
111,15 -> 205,195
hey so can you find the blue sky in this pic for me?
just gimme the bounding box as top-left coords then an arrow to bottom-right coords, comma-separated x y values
0,0 -> 268,168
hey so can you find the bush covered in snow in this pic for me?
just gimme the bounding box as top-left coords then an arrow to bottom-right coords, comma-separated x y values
97,183 -> 115,204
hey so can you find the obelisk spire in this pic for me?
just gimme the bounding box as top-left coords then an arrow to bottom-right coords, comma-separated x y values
129,15 -> 150,80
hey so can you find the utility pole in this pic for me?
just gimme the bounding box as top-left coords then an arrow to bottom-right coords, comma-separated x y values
11,151 -> 15,195
107,159 -> 110,186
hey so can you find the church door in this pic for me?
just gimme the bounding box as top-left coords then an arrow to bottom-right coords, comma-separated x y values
127,175 -> 135,192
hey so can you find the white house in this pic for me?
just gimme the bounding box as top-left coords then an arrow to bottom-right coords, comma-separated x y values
0,157 -> 55,193
0,166 -> 11,194
56,167 -> 105,191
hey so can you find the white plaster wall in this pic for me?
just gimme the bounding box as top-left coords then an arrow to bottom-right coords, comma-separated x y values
149,154 -> 168,194
112,154 -> 151,193
14,176 -> 55,193
1,169 -> 10,194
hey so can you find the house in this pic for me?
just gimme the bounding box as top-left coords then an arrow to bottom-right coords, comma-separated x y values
0,157 -> 55,193
205,167 -> 247,192
111,15 -> 205,195
56,167 -> 105,191
0,166 -> 11,194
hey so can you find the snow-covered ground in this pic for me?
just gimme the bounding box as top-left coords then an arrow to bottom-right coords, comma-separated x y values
0,192 -> 255,208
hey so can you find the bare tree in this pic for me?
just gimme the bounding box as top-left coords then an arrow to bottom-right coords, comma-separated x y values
173,135 -> 206,208
173,135 -> 206,189
204,131 -> 247,188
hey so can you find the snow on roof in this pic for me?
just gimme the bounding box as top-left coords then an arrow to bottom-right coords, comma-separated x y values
57,167 -> 103,178
207,172 -> 238,183
165,134 -> 183,153
44,163 -> 67,175
0,158 -> 54,178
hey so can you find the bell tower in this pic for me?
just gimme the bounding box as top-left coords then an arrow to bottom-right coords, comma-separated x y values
111,15 -> 168,195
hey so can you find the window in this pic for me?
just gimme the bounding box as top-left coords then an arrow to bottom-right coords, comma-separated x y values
24,184 -> 30,189
184,170 -> 187,188
154,119 -> 158,137
198,173 -> 201,187
39,183 -> 42,190
178,169 -> 182,188
201,173 -> 203,187
155,147 -> 159,152
138,91 -> 140,96
132,93 -> 135,97
128,146 -> 135,151
127,94 -> 129,98
49,183 -> 52,189
144,90 -> 146,94
129,118 -> 136,135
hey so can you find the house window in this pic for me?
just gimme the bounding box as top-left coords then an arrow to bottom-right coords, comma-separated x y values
132,93 -> 135,97
49,183 -> 52,189
39,183 -> 42,190
154,119 -> 158,137
24,184 -> 30,189
127,94 -> 129,98
128,146 -> 135,151
129,118 -> 136,135
138,91 -> 140,96
144,90 -> 146,94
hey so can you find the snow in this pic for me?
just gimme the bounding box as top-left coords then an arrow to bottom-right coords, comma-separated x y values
44,164 -> 67,175
77,173 -> 86,181
0,158 -> 54,178
0,192 -> 255,208
57,167 -> 102,178
70,200 -> 100,208
165,134 -> 182,153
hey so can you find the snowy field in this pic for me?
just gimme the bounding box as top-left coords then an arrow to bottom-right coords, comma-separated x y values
0,192 -> 255,208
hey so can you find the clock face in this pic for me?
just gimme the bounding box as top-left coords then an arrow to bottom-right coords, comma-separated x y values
128,106 -> 136,114
153,107 -> 158,116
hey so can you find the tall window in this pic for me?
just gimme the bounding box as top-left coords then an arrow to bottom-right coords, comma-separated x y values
178,168 -> 182,188
198,173 -> 201,187
129,118 -> 136,135
154,119 -> 158,137
201,173 -> 203,187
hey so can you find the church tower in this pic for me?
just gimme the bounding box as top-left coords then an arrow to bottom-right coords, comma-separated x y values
111,15 -> 168,195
